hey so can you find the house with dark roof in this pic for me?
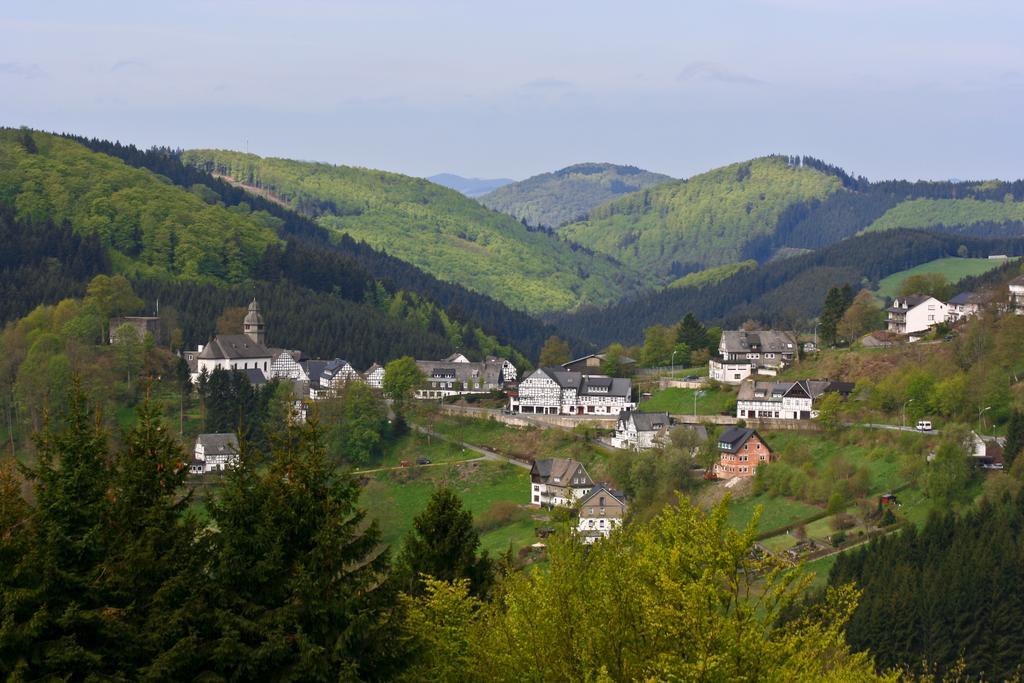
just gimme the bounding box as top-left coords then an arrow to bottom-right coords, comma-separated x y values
191,433 -> 240,474
1009,275 -> 1024,313
363,363 -> 385,389
947,291 -> 994,323
307,359 -> 361,399
714,427 -> 774,479
577,484 -> 628,543
886,295 -> 947,335
191,299 -> 273,381
413,355 -> 515,399
612,410 -> 671,450
511,367 -> 635,416
709,330 -> 797,384
736,379 -> 854,421
530,458 -> 593,507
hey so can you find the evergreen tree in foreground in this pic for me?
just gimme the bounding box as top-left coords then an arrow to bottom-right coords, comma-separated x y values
396,487 -> 494,599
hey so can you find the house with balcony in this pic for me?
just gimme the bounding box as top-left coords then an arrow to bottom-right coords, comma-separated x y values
530,458 -> 593,507
709,330 -> 797,384
886,295 -> 947,336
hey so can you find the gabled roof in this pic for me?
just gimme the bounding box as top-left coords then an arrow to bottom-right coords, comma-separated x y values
578,483 -> 627,509
197,334 -> 271,360
196,433 -> 239,454
1009,275 -> 1024,287
563,353 -> 637,368
621,410 -> 670,432
717,427 -> 769,453
738,379 -> 853,403
531,367 -> 632,397
719,330 -> 796,355
887,294 -> 937,313
531,458 -> 592,488
416,357 -> 510,386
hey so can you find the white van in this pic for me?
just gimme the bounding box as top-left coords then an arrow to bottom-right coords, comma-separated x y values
916,420 -> 933,432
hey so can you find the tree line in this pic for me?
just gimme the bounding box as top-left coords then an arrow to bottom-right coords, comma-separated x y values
553,230 -> 1024,346
0,381 -> 890,680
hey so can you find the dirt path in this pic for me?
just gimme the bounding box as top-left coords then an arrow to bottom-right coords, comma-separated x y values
352,424 -> 532,476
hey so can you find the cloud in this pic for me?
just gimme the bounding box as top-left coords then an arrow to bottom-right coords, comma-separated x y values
111,59 -> 148,72
521,78 -> 573,89
0,62 -> 45,79
676,61 -> 762,86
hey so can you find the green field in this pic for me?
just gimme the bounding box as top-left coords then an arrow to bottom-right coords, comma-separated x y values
725,494 -> 822,534
639,387 -> 735,416
875,257 -> 1011,298
360,459 -> 534,555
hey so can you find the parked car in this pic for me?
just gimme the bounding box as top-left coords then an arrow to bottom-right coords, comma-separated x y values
416,457 -> 432,465
916,420 -> 933,432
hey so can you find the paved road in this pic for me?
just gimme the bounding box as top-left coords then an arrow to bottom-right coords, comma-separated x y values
855,422 -> 938,435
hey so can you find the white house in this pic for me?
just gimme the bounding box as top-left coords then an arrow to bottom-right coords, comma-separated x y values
190,433 -> 240,474
946,291 -> 991,323
612,410 -> 670,450
363,363 -> 385,389
710,330 -> 797,384
269,349 -> 308,382
530,458 -> 593,507
510,367 -> 635,416
736,379 -> 855,421
577,484 -> 628,544
886,295 -> 947,335
191,299 -> 273,381
415,356 -> 515,399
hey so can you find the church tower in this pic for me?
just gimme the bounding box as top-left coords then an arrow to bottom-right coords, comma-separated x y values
243,298 -> 266,345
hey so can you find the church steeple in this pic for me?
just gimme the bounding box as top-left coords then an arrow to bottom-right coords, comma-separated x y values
243,298 -> 266,345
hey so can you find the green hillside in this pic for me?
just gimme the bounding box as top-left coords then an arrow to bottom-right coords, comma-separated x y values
666,260 -> 757,289
558,156 -> 843,284
181,150 -> 639,314
0,131 -> 281,283
875,256 -> 1012,298
478,162 -> 674,229
863,197 -> 1024,233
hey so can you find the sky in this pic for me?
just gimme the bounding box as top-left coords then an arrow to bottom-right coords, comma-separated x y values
3,0 -> 1023,181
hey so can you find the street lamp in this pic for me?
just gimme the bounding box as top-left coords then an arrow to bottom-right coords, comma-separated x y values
694,390 -> 704,418
902,398 -> 916,429
979,405 -> 993,435
814,322 -> 820,348
671,349 -> 679,378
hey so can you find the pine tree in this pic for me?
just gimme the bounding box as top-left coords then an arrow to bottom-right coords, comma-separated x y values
395,487 -> 494,599
676,313 -> 708,351
179,418 -> 402,681
3,383 -> 112,678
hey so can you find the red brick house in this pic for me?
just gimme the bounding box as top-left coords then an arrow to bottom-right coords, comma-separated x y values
714,427 -> 774,478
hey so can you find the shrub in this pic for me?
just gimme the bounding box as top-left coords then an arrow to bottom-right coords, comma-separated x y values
830,512 -> 857,532
475,500 -> 524,533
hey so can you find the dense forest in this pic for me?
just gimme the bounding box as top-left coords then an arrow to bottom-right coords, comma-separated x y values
477,162 -> 674,229
179,149 -> 640,315
63,133 -> 568,360
828,493 -> 1024,679
553,230 -> 1024,346
559,156 -> 844,282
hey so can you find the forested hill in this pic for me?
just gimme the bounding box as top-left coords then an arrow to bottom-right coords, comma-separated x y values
0,129 -> 553,365
63,132 -> 566,360
555,155 -> 1024,286
180,149 -> 642,315
552,230 -> 1024,346
477,162 -> 674,229
558,156 -> 844,284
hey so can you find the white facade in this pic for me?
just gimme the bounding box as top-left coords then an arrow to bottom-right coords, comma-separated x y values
1010,276 -> 1024,313
364,364 -> 385,389
269,351 -> 308,381
191,434 -> 240,474
709,358 -> 753,384
611,411 -> 670,450
530,459 -> 593,507
511,368 -> 635,416
887,296 -> 948,335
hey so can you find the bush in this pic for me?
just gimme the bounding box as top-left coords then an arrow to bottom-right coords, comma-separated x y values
830,531 -> 847,547
830,512 -> 857,532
